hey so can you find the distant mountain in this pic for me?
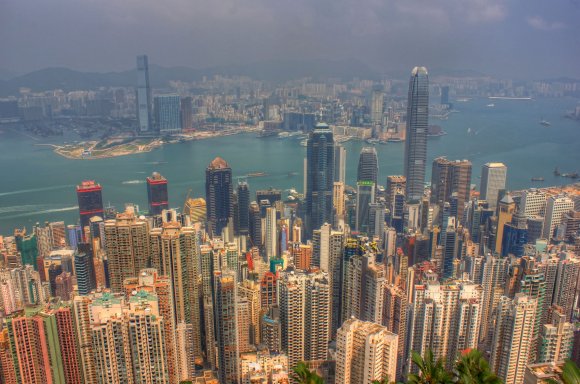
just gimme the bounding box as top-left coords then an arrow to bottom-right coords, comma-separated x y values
0,59 -> 379,96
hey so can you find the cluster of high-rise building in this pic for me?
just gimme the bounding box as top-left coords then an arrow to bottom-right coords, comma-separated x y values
1,66 -> 580,384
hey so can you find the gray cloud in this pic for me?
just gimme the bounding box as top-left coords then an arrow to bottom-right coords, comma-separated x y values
0,0 -> 578,78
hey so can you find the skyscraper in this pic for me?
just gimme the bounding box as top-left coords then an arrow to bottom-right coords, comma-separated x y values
404,67 -> 429,203
490,294 -> 537,384
543,195 -> 574,239
334,145 -> 346,184
357,146 -> 379,185
306,123 -> 334,234
430,157 -> 472,221
180,96 -> 193,130
214,271 -> 239,384
76,180 -> 104,232
154,94 -> 182,134
336,318 -> 398,384
206,157 -> 234,236
136,55 -> 152,134
146,172 -> 169,215
370,88 -> 384,125
236,181 -> 250,236
356,181 -> 376,234
480,162 -> 507,211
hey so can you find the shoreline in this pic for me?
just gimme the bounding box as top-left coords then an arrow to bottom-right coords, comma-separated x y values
48,127 -> 260,160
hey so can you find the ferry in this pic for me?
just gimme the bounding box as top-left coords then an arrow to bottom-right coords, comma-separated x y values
366,138 -> 380,145
247,172 -> 267,178
540,119 -> 551,127
531,177 -> 545,182
486,103 -> 495,108
387,138 -> 403,143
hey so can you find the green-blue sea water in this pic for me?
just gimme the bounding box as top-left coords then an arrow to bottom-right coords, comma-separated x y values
1,97 -> 579,234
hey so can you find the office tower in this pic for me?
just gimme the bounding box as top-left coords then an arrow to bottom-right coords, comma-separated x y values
356,181 -> 376,233
495,194 -> 516,253
479,254 -> 509,346
562,209 -> 580,241
430,157 -> 472,221
214,271 -> 239,384
146,172 -> 169,215
137,55 -> 152,134
306,123 -> 334,234
154,94 -> 181,134
480,162 -> 507,211
368,203 -> 386,238
90,291 -> 168,384
386,176 -> 406,208
343,252 -> 386,324
206,157 -> 234,236
104,207 -> 150,292
180,96 -> 193,130
279,269 -> 331,370
311,223 -> 344,334
336,318 -> 398,384
357,146 -> 379,185
149,223 -> 203,360
501,211 -> 528,257
256,188 -> 282,206
440,85 -> 450,105
404,66 -> 429,203
249,201 -> 262,247
520,189 -> 547,217
76,180 -> 104,231
490,295 -> 537,384
543,195 -> 574,239
409,281 -> 482,371
552,256 -> 580,321
383,284 -> 408,380
371,88 -> 384,125
334,145 -> 346,183
265,207 -> 277,259
236,181 -> 250,236
538,306 -> 575,364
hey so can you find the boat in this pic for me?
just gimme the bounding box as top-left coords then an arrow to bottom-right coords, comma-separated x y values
300,139 -> 308,147
366,138 -> 379,145
540,119 -> 551,127
487,103 -> 495,107
561,172 -> 579,179
247,172 -> 267,178
387,138 -> 403,143
531,177 -> 545,182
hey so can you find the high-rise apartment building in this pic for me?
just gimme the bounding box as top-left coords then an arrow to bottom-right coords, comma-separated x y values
278,268 -> 331,370
206,157 -> 234,236
104,207 -> 150,292
264,206 -> 277,259
306,123 -> 334,234
343,252 -> 386,324
336,318 -> 398,384
409,281 -> 482,371
76,180 -> 104,231
480,162 -> 507,211
214,271 -> 240,384
490,294 -> 537,384
383,284 -> 408,380
147,172 -> 169,215
136,55 -> 152,134
538,306 -> 575,364
404,67 -> 429,203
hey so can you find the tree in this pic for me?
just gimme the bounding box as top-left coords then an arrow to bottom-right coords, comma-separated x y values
407,350 -> 454,384
292,361 -> 324,384
371,376 -> 391,384
546,359 -> 580,384
454,349 -> 501,384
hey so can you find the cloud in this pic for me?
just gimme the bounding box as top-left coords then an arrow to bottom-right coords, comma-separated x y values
527,16 -> 566,30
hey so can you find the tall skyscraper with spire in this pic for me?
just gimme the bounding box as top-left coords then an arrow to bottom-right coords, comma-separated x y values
205,157 -> 233,236
136,55 -> 152,135
306,123 -> 334,235
404,67 -> 429,203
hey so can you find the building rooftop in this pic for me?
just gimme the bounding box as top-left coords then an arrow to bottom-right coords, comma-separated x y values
208,156 -> 229,169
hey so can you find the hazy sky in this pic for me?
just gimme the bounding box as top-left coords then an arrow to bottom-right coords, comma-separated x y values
1,0 -> 579,78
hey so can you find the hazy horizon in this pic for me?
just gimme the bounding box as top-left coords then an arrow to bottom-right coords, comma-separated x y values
2,0 -> 580,80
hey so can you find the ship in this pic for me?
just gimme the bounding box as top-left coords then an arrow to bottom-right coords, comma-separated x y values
247,172 -> 267,177
300,139 -> 308,147
486,103 -> 495,107
531,177 -> 545,182
366,138 -> 380,145
387,138 -> 403,142
540,119 -> 551,127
